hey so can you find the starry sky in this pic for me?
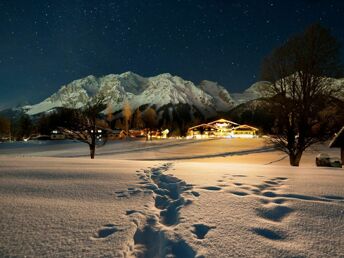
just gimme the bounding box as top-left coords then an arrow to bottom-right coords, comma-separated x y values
0,0 -> 343,109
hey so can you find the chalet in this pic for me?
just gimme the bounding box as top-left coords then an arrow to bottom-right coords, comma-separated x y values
187,124 -> 218,139
231,124 -> 259,138
207,119 -> 239,137
329,126 -> 344,165
187,118 -> 259,139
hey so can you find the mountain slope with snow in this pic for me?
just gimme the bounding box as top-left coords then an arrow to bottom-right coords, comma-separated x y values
199,80 -> 235,111
231,77 -> 344,105
23,72 -> 344,118
25,72 -> 233,117
231,81 -> 271,106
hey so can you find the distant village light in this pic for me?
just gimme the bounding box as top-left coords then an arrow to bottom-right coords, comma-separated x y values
187,118 -> 258,139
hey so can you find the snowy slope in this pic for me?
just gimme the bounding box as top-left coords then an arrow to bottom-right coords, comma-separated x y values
26,72 -> 232,117
110,73 -> 218,116
199,80 -> 235,111
26,75 -> 99,115
231,81 -> 271,106
232,77 -> 344,106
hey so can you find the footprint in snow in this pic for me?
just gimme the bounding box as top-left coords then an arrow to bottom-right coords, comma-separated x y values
92,224 -> 125,239
192,224 -> 216,239
229,190 -> 250,197
321,195 -> 344,201
273,177 -> 288,181
200,186 -> 222,191
256,205 -> 294,222
251,227 -> 286,240
191,191 -> 200,197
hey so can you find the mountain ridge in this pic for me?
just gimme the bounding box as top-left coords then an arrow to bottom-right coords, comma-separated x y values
10,72 -> 344,119
24,72 -> 234,117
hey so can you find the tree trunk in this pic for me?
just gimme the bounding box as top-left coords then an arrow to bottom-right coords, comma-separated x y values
125,119 -> 129,139
289,151 -> 303,166
90,127 -> 96,159
89,144 -> 95,159
341,147 -> 344,165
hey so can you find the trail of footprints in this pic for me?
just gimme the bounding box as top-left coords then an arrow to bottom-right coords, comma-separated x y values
92,167 -> 344,255
202,174 -> 344,241
93,163 -> 214,258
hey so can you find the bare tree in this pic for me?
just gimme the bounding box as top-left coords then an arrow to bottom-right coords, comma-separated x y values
122,100 -> 132,136
143,107 -> 157,141
261,24 -> 343,166
59,95 -> 109,159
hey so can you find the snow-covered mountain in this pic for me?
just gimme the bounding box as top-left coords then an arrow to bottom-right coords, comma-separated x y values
231,77 -> 344,105
199,80 -> 235,111
22,72 -> 344,119
231,81 -> 271,106
25,72 -> 234,117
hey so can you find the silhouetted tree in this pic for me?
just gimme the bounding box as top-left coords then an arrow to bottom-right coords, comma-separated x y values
261,24 -> 343,166
143,107 -> 157,140
37,108 -> 80,135
122,100 -> 132,136
59,96 -> 109,159
0,116 -> 10,140
37,114 -> 50,135
17,114 -> 33,140
133,109 -> 144,129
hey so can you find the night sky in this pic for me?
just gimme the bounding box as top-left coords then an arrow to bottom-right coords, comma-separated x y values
1,0 -> 343,109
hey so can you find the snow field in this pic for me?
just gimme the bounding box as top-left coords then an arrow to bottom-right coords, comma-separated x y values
0,138 -> 343,257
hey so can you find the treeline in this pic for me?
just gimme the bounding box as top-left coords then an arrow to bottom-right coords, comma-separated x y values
0,108 -> 83,141
0,114 -> 34,141
111,103 -> 204,137
0,103 -> 206,141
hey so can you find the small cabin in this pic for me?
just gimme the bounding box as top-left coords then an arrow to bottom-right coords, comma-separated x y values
187,124 -> 218,139
207,118 -> 239,137
231,125 -> 258,138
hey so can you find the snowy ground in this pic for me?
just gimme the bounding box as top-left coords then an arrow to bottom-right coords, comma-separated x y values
0,138 -> 343,257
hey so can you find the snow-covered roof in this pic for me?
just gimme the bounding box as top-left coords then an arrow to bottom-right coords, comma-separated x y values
188,124 -> 218,131
207,118 -> 239,126
232,124 -> 259,131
